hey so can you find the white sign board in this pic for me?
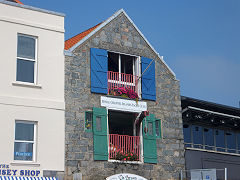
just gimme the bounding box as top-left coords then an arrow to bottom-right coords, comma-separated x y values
101,96 -> 147,113
106,173 -> 147,180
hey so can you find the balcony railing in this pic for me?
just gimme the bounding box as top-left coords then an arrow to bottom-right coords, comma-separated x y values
109,134 -> 141,161
107,71 -> 139,96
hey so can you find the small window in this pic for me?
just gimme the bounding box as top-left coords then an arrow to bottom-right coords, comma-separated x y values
85,111 -> 93,132
17,34 -> 37,83
14,121 -> 36,161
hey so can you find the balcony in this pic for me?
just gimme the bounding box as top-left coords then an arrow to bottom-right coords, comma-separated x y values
109,134 -> 141,162
107,71 -> 139,97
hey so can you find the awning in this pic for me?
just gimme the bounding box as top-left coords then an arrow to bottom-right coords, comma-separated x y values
0,177 -> 57,180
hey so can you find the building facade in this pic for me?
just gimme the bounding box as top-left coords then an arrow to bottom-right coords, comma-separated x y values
64,9 -> 185,180
182,96 -> 240,180
0,0 -> 65,178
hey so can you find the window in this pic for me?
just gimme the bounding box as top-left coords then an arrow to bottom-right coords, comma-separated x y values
14,121 -> 36,161
85,111 -> 93,132
108,52 -> 137,76
17,34 -> 37,83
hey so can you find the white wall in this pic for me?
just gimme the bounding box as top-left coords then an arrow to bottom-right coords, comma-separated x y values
0,1 -> 65,173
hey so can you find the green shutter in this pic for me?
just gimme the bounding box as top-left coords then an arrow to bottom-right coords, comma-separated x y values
93,107 -> 108,160
143,114 -> 157,163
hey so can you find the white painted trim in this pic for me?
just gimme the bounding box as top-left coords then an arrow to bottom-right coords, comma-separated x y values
0,95 -> 65,110
186,106 -> 240,120
0,16 -> 65,33
12,81 -> 42,89
67,9 -> 176,78
14,120 -> 37,162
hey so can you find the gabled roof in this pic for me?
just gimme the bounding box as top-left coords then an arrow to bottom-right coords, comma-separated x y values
65,9 -> 176,78
65,23 -> 102,50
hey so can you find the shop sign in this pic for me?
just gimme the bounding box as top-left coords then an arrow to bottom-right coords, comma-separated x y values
106,173 -> 147,180
0,164 -> 40,176
101,96 -> 147,112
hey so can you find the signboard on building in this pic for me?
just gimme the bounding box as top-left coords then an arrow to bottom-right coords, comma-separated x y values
101,96 -> 147,112
106,173 -> 147,180
0,164 -> 40,177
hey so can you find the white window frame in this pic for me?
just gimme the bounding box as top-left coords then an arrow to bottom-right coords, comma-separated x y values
16,33 -> 38,84
14,120 -> 37,162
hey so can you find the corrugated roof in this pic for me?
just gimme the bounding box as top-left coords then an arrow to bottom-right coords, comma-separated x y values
65,22 -> 102,50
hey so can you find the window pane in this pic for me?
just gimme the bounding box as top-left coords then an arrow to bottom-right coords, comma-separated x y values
155,120 -> 160,137
108,52 -> 119,73
15,122 -> 34,141
14,142 -> 33,161
17,59 -> 34,83
148,122 -> 153,136
215,129 -> 225,152
17,35 -> 35,59
96,116 -> 102,131
226,131 -> 236,153
183,124 -> 191,147
192,125 -> 203,149
85,112 -> 92,130
121,55 -> 133,75
204,128 -> 214,150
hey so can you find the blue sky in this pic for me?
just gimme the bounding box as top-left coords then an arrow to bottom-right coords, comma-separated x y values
22,0 -> 240,108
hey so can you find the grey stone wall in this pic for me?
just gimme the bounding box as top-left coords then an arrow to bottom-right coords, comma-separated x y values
64,12 -> 185,180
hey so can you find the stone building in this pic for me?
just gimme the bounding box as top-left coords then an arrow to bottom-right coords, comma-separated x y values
64,9 -> 185,180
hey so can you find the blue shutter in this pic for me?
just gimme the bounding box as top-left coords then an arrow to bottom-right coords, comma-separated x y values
90,48 -> 108,94
141,57 -> 156,101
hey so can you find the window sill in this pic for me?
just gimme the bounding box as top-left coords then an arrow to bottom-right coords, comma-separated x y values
10,161 -> 40,167
12,81 -> 42,89
108,159 -> 143,164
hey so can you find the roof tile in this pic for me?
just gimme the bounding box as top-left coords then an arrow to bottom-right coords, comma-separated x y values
65,22 -> 102,50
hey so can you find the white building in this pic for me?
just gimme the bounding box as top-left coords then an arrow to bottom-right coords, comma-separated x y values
0,0 -> 65,178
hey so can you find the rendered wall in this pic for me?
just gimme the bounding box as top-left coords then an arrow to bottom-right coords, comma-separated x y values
0,1 -> 65,175
65,12 -> 185,180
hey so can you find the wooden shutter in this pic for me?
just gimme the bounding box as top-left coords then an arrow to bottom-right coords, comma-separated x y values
141,57 -> 156,101
93,107 -> 108,160
143,114 -> 157,163
90,48 -> 108,94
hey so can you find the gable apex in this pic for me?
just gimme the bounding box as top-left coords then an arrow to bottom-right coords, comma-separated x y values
66,9 -> 176,78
